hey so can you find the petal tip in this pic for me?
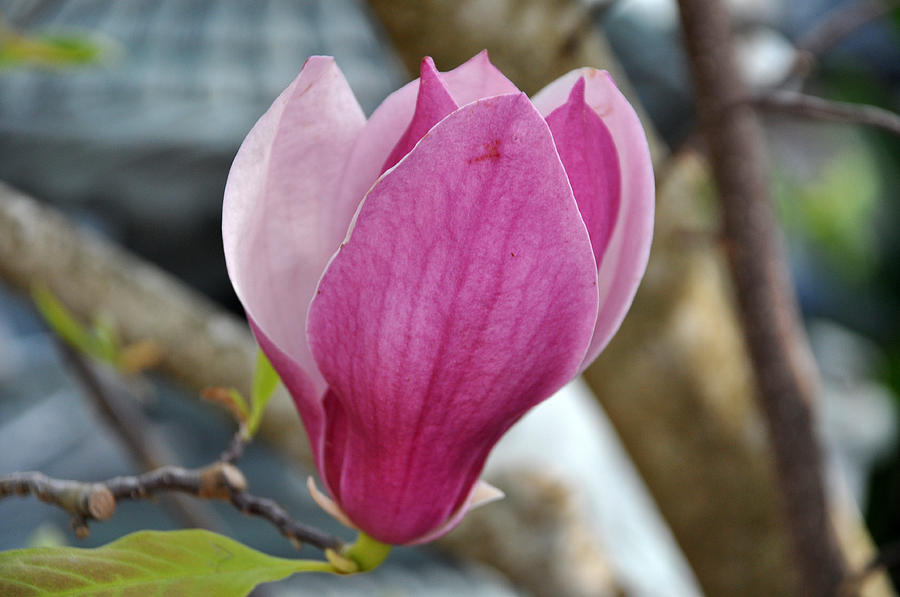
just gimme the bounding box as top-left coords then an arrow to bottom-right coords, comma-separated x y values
420,55 -> 437,73
419,55 -> 441,83
568,75 -> 586,104
470,480 -> 505,509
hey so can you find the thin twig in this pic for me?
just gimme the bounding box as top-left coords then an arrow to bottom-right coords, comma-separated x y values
0,472 -> 114,538
230,492 -> 344,552
797,0 -> 898,57
55,338 -> 223,531
781,0 -> 899,86
676,0 -> 848,596
753,90 -> 900,137
219,429 -> 249,464
0,464 -> 344,552
12,339 -> 345,552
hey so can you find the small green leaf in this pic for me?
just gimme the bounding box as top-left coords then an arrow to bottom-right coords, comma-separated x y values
31,285 -> 114,366
246,348 -> 280,437
229,388 -> 252,422
0,529 -> 335,597
90,312 -> 121,364
200,387 -> 250,425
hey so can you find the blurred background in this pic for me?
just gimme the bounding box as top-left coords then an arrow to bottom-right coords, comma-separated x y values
0,0 -> 898,595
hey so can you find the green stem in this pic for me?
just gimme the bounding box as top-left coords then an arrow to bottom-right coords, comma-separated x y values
342,532 -> 392,572
291,559 -> 338,574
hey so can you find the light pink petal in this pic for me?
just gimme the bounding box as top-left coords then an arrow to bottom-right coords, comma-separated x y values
536,69 -> 655,367
439,50 -> 519,106
381,57 -> 459,173
329,51 -> 520,247
307,93 -> 598,544
223,56 -> 365,432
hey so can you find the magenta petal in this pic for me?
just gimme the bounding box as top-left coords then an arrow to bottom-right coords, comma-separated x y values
330,52 -> 520,247
545,77 -> 620,265
223,56 -> 365,429
307,93 -> 599,544
381,57 -> 459,173
536,69 -> 655,368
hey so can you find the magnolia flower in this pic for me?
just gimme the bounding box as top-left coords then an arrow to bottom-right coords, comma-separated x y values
223,52 -> 653,545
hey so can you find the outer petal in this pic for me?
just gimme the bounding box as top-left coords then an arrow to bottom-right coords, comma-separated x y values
329,51 -> 519,246
307,93 -> 599,544
534,69 -> 655,367
223,56 -> 365,434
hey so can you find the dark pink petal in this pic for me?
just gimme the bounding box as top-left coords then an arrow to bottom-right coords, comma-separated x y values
223,56 -> 365,436
545,77 -> 620,265
307,93 -> 599,544
535,69 -> 655,368
381,57 -> 459,173
329,52 -> 519,247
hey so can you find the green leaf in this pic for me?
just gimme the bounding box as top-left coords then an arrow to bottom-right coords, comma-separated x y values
30,285 -> 115,366
90,312 -> 121,364
228,388 -> 252,422
0,529 -> 335,597
246,348 -> 280,437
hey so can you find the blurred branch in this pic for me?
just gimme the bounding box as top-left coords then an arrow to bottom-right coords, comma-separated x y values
676,0 -> 847,595
55,338 -> 221,531
753,90 -> 900,137
2,333 -> 344,552
782,0 -> 899,86
3,339 -> 344,553
798,0 -> 898,58
0,179 -> 312,457
0,183 -> 256,395
0,463 -> 343,553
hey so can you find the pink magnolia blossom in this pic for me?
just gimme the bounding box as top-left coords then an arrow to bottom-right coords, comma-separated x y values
223,52 -> 654,545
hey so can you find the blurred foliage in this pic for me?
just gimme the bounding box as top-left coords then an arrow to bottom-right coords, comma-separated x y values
31,284 -> 162,374
201,348 -> 280,440
0,19 -> 105,68
32,284 -> 120,366
774,140 -> 881,281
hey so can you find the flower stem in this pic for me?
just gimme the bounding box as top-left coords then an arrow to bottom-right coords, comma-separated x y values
342,532 -> 392,572
292,559 -> 338,573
